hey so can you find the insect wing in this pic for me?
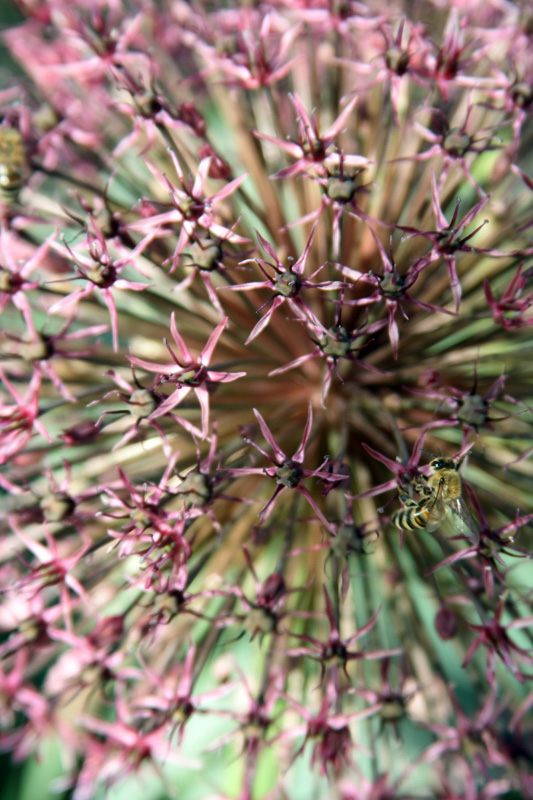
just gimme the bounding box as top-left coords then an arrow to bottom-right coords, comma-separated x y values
445,497 -> 480,545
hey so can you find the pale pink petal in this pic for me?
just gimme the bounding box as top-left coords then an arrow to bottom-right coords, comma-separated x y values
253,409 -> 286,463
211,171 -> 248,203
200,273 -> 225,318
62,324 -> 108,340
293,221 -> 318,275
113,280 -> 150,291
170,312 -> 193,362
269,351 -> 318,376
323,94 -> 359,140
149,385 -> 191,418
218,280 -> 271,293
207,370 -> 246,382
200,317 -> 227,365
101,289 -> 119,352
293,404 -> 313,464
194,384 -> 210,439
430,170 -> 449,231
253,130 -> 303,159
48,287 -> 91,315
192,157 -> 212,196
245,296 -> 284,344
289,92 -> 313,132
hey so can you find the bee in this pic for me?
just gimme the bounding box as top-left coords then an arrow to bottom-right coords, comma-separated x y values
0,125 -> 26,204
392,456 -> 466,533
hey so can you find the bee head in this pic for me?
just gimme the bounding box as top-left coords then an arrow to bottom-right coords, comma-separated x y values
430,457 -> 456,472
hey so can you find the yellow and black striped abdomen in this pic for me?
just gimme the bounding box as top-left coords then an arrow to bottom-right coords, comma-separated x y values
0,127 -> 26,203
392,498 -> 432,531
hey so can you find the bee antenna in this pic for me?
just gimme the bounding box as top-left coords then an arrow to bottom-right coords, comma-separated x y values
419,447 -> 436,457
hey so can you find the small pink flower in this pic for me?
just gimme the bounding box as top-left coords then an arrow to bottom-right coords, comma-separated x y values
0,368 -> 52,464
223,223 -> 343,343
129,313 -> 246,438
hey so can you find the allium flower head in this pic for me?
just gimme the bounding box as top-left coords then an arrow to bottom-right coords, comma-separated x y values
1,2 -> 533,799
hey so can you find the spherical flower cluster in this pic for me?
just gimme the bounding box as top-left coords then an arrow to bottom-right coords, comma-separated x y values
1,2 -> 533,799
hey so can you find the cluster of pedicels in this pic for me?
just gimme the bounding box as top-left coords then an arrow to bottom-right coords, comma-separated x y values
0,1 -> 533,798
